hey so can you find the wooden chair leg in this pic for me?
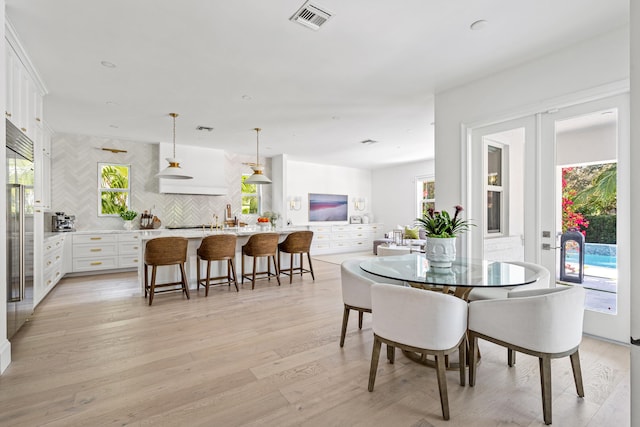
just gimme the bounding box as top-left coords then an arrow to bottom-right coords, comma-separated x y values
539,356 -> 552,425
435,353 -> 450,420
340,306 -> 350,347
241,254 -> 245,284
251,257 -> 257,290
205,260 -> 211,296
144,264 -> 149,299
298,253 -> 303,279
149,266 -> 157,306
180,263 -> 190,299
358,311 -> 364,329
196,257 -> 201,292
469,333 -> 478,387
229,259 -> 239,292
368,336 -> 382,391
272,256 -> 281,285
570,349 -> 585,397
289,253 -> 294,283
307,252 -> 315,280
387,344 -> 395,364
508,348 -> 516,367
458,338 -> 466,386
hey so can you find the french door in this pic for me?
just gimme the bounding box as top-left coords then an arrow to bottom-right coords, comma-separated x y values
540,93 -> 629,342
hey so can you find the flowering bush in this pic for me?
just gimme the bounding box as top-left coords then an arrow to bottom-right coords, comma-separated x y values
415,205 -> 473,238
562,168 -> 589,236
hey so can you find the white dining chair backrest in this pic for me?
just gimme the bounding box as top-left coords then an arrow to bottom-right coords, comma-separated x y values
469,286 -> 585,354
371,283 -> 468,351
341,258 -> 405,309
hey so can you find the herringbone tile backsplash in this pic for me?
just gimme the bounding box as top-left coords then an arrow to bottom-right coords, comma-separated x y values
51,133 -> 272,231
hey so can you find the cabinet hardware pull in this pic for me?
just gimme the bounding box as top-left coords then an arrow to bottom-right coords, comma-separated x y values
47,280 -> 52,285
47,261 -> 52,266
55,272 -> 60,276
133,259 -> 138,263
90,262 -> 102,266
5,112 -> 11,117
90,237 -> 102,240
90,248 -> 102,252
133,246 -> 138,250
21,127 -> 27,132
36,117 -> 41,122
46,245 -> 51,250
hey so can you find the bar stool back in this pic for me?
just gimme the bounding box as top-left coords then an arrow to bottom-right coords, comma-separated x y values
241,233 -> 280,289
196,234 -> 238,296
144,237 -> 190,305
277,231 -> 315,283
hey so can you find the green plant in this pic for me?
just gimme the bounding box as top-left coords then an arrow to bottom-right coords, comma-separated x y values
415,205 -> 473,238
119,209 -> 138,221
262,211 -> 280,226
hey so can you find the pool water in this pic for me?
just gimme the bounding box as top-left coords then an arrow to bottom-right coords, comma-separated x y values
566,253 -> 617,269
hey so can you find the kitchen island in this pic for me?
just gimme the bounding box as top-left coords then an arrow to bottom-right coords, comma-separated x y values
136,227 -> 301,291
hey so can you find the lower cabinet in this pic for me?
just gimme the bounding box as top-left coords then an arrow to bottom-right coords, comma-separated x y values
36,233 -> 66,305
309,223 -> 384,254
72,232 -> 141,273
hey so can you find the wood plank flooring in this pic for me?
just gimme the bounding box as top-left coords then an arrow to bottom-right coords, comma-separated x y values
0,259 -> 630,426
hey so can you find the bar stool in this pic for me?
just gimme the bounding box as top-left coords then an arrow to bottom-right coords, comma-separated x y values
144,237 -> 190,305
277,230 -> 315,284
196,234 -> 238,296
241,233 -> 280,289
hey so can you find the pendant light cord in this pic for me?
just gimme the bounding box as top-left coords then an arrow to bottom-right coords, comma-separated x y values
254,127 -> 261,165
170,113 -> 179,158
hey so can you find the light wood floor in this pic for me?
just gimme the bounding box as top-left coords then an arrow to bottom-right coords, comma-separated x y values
0,259 -> 630,426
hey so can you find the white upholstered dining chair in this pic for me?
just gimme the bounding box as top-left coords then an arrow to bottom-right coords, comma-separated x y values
468,286 -> 586,425
368,283 -> 468,421
339,258 -> 403,347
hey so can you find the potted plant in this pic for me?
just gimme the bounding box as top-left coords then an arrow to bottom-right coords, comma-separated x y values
262,211 -> 281,230
415,205 -> 473,268
119,209 -> 138,230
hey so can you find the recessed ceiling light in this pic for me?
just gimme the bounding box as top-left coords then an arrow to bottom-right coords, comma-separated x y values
331,116 -> 340,120
241,95 -> 252,101
470,19 -> 488,31
100,60 -> 117,68
105,101 -> 118,106
109,124 -> 119,128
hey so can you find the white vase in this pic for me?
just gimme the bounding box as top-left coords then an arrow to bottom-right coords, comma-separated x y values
425,236 -> 456,268
123,220 -> 133,230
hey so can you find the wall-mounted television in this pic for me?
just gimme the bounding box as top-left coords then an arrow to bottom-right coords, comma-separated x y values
309,193 -> 348,222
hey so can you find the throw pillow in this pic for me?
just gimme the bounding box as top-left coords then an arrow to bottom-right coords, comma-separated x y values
404,226 -> 419,240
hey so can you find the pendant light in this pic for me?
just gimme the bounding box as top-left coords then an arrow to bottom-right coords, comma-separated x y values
156,112 -> 193,180
244,127 -> 272,184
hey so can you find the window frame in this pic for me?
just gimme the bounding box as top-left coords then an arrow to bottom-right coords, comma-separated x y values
484,142 -> 507,237
416,175 -> 435,219
241,174 -> 262,215
98,162 -> 131,217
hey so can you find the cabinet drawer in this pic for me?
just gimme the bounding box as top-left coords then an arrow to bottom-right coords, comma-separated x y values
312,233 -> 331,242
73,257 -> 118,272
331,225 -> 351,232
332,232 -> 353,240
119,233 -> 141,243
44,236 -> 65,254
73,234 -> 118,244
73,243 -> 118,258
309,225 -> 332,233
119,242 -> 141,254
118,255 -> 140,268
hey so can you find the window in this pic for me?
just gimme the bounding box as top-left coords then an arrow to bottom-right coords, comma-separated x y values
241,174 -> 260,214
486,144 -> 504,234
417,176 -> 435,218
98,163 -> 131,216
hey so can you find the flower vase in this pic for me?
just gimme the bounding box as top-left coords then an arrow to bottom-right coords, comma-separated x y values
123,220 -> 133,231
425,236 -> 456,268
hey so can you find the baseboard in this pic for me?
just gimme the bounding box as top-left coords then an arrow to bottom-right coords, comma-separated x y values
0,338 -> 12,374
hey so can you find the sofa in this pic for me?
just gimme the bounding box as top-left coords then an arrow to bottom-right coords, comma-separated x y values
372,226 -> 426,255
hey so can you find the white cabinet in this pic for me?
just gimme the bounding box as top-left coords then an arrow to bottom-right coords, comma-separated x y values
34,125 -> 52,210
5,39 -> 44,141
309,223 -> 384,254
35,234 -> 66,306
71,233 -> 142,273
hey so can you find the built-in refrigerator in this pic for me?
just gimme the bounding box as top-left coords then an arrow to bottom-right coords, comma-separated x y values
6,120 -> 35,339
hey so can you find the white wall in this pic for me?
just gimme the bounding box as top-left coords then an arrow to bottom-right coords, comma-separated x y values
0,0 -> 9,374
630,2 -> 640,424
283,159 -> 372,227
434,27 -> 629,214
372,159 -> 435,230
51,133 -> 271,230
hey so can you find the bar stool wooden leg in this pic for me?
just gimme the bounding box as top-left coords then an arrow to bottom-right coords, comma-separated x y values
306,252 -> 315,280
289,253 -> 294,283
180,263 -> 190,299
149,265 -> 157,306
251,257 -> 257,290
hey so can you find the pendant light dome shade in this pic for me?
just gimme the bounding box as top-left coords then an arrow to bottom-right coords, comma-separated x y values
244,128 -> 272,184
156,113 -> 193,180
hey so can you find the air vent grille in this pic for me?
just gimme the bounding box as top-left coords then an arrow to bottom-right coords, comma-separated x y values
290,1 -> 332,30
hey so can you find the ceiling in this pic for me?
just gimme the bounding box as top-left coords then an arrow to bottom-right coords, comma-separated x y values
5,0 -> 629,169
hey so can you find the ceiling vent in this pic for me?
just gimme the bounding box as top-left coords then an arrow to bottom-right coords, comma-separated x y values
196,126 -> 214,132
289,1 -> 332,31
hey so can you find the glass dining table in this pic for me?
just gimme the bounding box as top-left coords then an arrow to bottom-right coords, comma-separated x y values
359,253 -> 541,300
360,253 -> 542,369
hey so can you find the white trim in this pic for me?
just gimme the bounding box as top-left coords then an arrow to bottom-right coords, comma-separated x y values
0,339 -> 11,374
5,18 -> 48,95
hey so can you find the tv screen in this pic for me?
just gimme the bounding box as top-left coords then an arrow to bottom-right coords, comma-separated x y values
309,193 -> 348,222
